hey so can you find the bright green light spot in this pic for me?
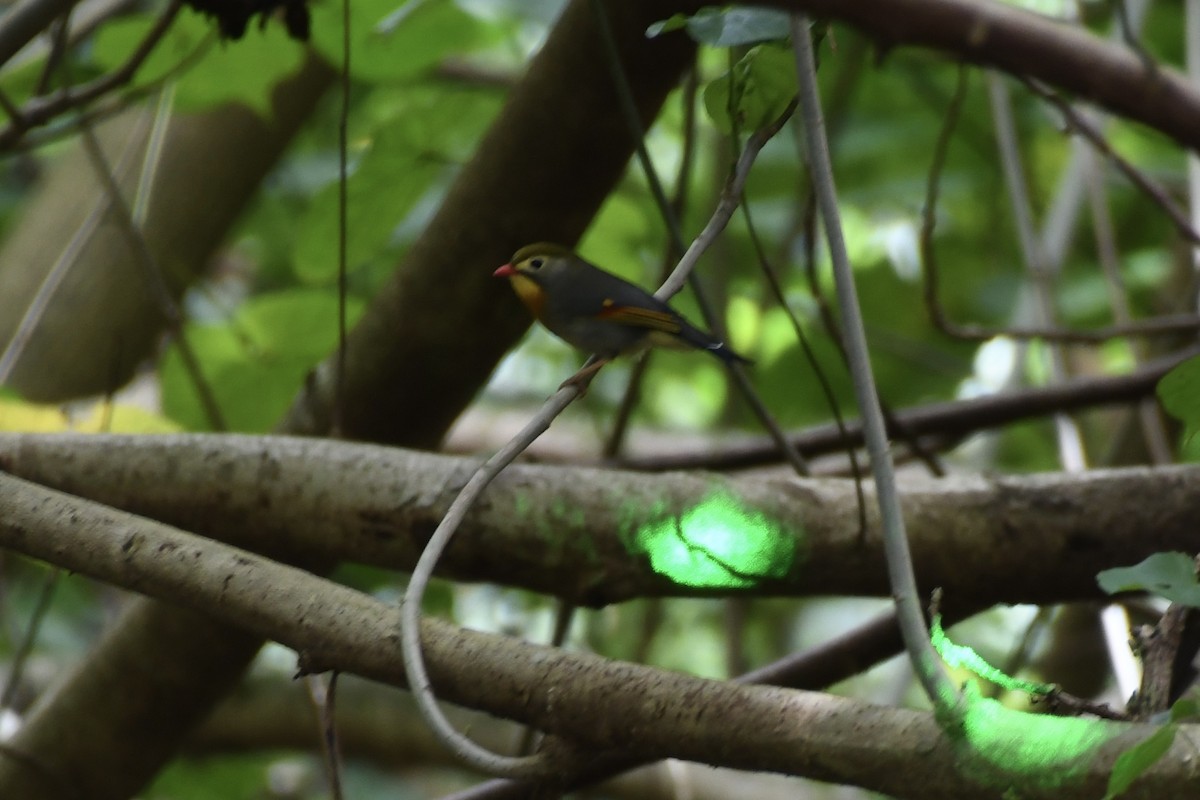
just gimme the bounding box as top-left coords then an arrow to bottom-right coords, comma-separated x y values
931,613 -> 1053,695
631,490 -> 795,588
957,684 -> 1119,790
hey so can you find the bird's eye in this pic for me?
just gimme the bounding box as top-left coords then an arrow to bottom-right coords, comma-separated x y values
529,258 -> 544,269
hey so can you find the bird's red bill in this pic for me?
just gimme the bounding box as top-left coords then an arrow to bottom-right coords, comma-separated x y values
493,264 -> 517,277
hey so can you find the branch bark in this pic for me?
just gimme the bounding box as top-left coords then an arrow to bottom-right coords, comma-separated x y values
0,432 -> 1195,608
612,347 -> 1194,471
0,473 -> 1193,800
758,0 -> 1200,153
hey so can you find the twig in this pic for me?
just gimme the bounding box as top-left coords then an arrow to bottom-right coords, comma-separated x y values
0,566 -> 58,709
741,199 -> 868,529
32,8 -> 70,98
781,56 -> 947,481
791,13 -> 959,716
0,173 -> 105,384
0,0 -> 78,70
306,672 -> 345,800
1111,0 -> 1158,73
0,0 -> 187,150
1078,135 -> 1173,463
333,0 -> 351,437
401,387 -> 578,778
654,108 -> 793,302
921,68 -> 1200,343
1022,75 -> 1200,246
649,102 -> 812,478
77,120 -> 227,431
588,0 -> 807,475
609,337 -> 1180,471
986,70 -> 1087,472
401,72 -> 811,783
1038,687 -> 1127,721
603,66 -> 699,460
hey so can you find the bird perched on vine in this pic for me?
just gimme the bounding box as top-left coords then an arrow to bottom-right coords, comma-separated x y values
494,243 -> 750,386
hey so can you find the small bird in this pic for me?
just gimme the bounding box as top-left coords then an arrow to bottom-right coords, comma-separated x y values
494,243 -> 750,386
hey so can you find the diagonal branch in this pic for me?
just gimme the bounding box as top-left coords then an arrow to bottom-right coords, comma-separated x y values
615,346 -> 1197,471
792,13 -> 957,715
757,0 -> 1200,154
1,432 -> 1197,608
0,473 -> 1190,800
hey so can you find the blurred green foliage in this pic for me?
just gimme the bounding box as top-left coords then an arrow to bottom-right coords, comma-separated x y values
1,0 -> 1185,459
92,8 -> 306,114
1,1 -> 1196,796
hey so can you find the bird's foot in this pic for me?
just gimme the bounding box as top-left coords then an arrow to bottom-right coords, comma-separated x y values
559,358 -> 609,396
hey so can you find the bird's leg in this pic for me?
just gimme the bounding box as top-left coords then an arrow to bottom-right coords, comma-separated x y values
559,356 -> 610,394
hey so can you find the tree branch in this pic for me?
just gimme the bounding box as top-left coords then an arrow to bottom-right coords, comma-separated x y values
613,346 -> 1196,471
0,432 -> 1195,608
0,0 -> 77,70
758,0 -> 1200,154
0,474 -> 1190,799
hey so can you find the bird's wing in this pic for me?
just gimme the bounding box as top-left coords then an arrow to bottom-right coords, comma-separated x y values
594,301 -> 683,333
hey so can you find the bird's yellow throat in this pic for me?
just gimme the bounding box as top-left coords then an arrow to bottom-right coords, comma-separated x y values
507,273 -> 545,317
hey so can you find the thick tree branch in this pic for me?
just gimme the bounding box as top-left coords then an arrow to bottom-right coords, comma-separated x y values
759,0 -> 1200,153
0,474 -> 1192,800
192,678 -> 820,800
0,433 -> 1196,608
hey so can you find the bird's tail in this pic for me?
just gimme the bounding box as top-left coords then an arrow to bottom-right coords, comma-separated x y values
705,341 -> 754,365
678,322 -> 754,365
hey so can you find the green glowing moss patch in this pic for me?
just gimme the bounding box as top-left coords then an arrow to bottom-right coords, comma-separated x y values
957,686 -> 1119,792
631,490 -> 795,588
931,613 -> 1053,695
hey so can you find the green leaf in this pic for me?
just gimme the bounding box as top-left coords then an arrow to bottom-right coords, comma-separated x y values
292,130 -> 444,284
146,751 -> 292,799
91,8 -> 305,114
90,10 -> 208,85
1169,696 -> 1200,722
998,0 -> 1074,15
1157,355 -> 1200,429
647,7 -> 790,45
1105,725 -> 1175,799
1097,552 -> 1200,607
703,44 -> 797,136
310,0 -> 495,83
645,13 -> 691,37
689,6 -> 792,46
161,290 -> 365,431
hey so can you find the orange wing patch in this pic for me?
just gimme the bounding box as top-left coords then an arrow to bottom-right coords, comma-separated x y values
596,301 -> 681,333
